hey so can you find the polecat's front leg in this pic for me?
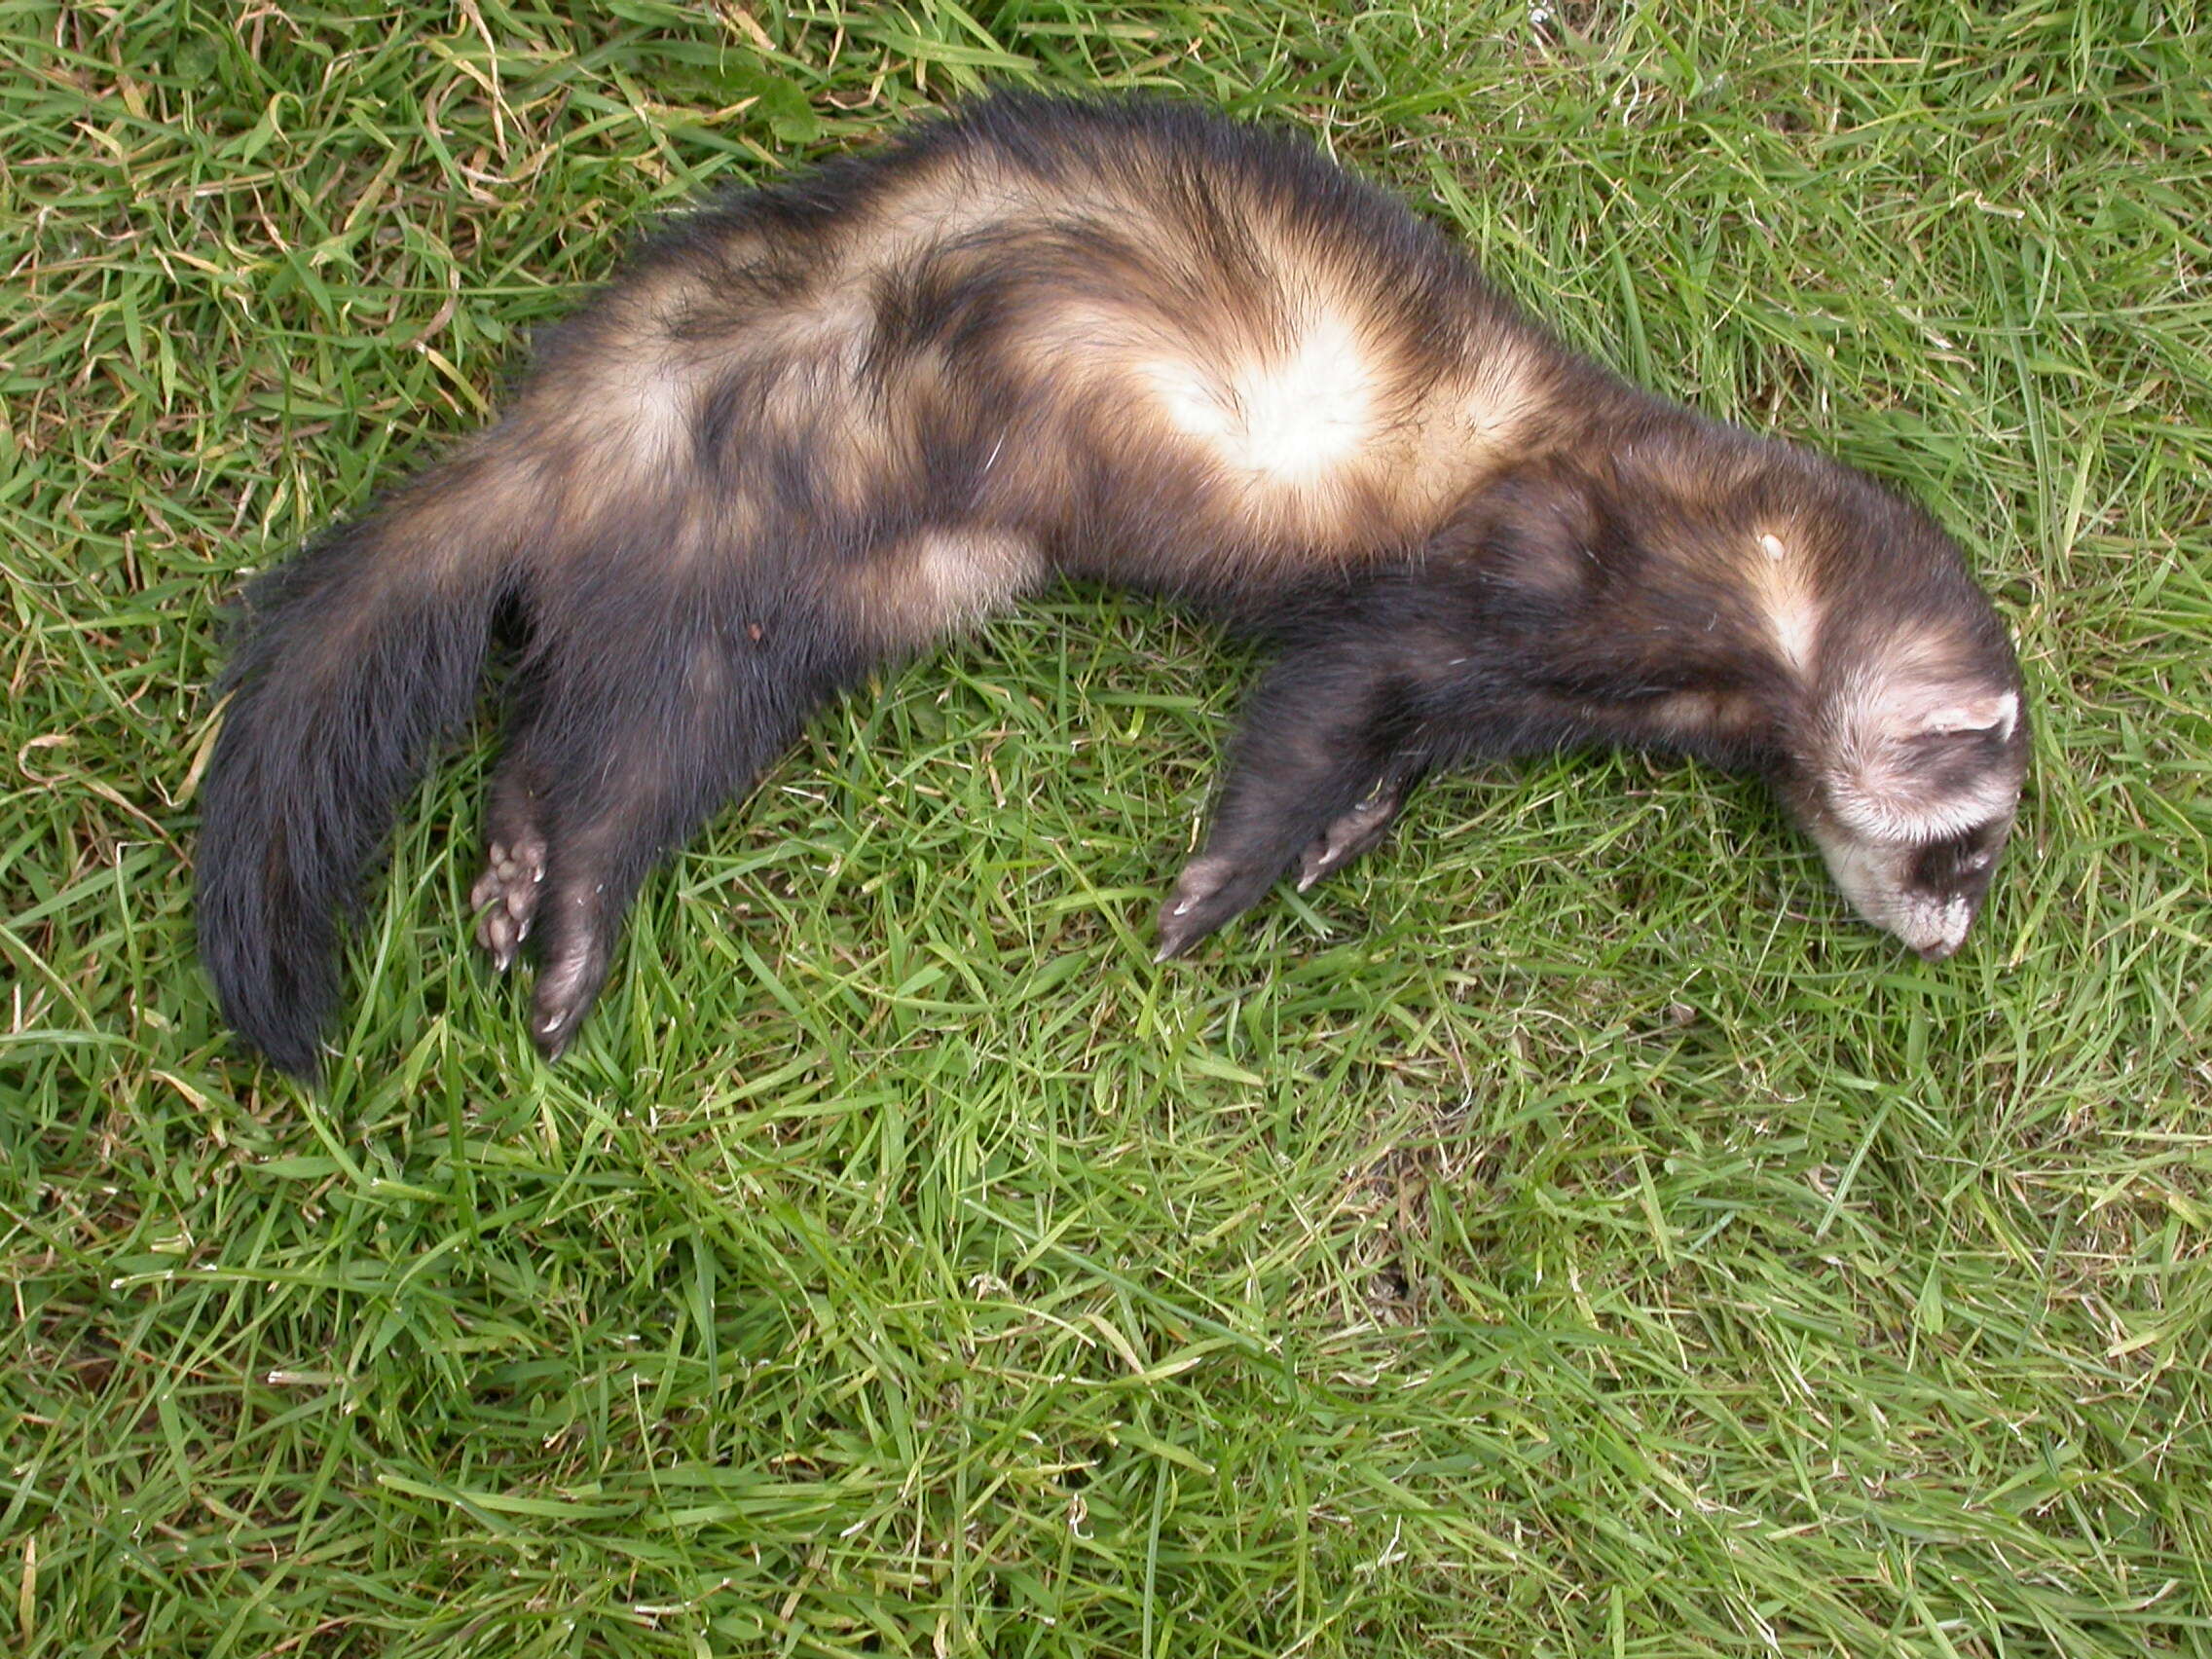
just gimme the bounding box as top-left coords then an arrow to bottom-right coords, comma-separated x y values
1155,631 -> 1432,960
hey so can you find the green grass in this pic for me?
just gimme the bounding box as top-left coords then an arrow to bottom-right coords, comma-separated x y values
4,0 -> 2209,1653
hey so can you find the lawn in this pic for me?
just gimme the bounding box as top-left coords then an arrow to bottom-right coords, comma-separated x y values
2,2 -> 2208,1654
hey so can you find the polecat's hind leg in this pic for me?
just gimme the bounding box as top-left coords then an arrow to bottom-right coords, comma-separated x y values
488,601 -> 866,1057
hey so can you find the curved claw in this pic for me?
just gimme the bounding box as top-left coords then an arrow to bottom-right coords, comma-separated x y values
530,931 -> 608,1059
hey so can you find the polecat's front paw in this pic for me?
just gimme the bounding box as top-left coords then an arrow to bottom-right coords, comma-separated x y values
1295,789 -> 1404,892
1154,851 -> 1283,961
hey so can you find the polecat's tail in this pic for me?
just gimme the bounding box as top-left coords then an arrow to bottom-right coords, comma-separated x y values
196,458 -> 521,1077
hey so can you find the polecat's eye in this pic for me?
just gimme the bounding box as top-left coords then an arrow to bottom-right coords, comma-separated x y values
1911,827 -> 1998,890
1911,835 -> 1981,889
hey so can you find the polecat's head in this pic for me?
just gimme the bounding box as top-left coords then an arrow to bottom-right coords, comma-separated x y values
1757,498 -> 2030,960
1534,431 -> 2031,961
1785,675 -> 2027,959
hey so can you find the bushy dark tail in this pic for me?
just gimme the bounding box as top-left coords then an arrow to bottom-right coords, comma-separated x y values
197,485 -> 515,1077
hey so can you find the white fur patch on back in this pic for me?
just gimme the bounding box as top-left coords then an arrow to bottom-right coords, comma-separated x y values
1148,311 -> 1375,485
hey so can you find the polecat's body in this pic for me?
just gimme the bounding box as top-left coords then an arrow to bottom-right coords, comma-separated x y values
198,95 -> 2028,1077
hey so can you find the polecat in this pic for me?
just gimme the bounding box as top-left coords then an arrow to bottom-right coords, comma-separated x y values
197,93 -> 2029,1077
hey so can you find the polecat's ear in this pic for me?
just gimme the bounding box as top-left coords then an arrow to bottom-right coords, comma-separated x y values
1907,690 -> 2019,741
1820,682 -> 2025,843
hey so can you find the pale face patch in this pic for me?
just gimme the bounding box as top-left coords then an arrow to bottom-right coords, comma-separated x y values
1813,831 -> 1910,941
1809,825 -> 1989,959
1147,311 -> 1376,488
1825,767 -> 2022,845
1796,649 -> 2025,955
1923,893 -> 1974,956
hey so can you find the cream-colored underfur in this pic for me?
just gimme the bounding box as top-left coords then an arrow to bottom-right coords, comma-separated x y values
1381,341 -> 1542,523
1750,530 -> 1821,673
858,528 -> 1044,644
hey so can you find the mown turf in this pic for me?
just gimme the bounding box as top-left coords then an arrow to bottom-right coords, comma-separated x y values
3,2 -> 2208,1654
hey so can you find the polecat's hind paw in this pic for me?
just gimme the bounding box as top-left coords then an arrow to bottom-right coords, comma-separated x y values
469,833 -> 547,973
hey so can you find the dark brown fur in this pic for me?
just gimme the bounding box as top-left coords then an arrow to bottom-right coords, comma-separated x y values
198,94 -> 2027,1076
